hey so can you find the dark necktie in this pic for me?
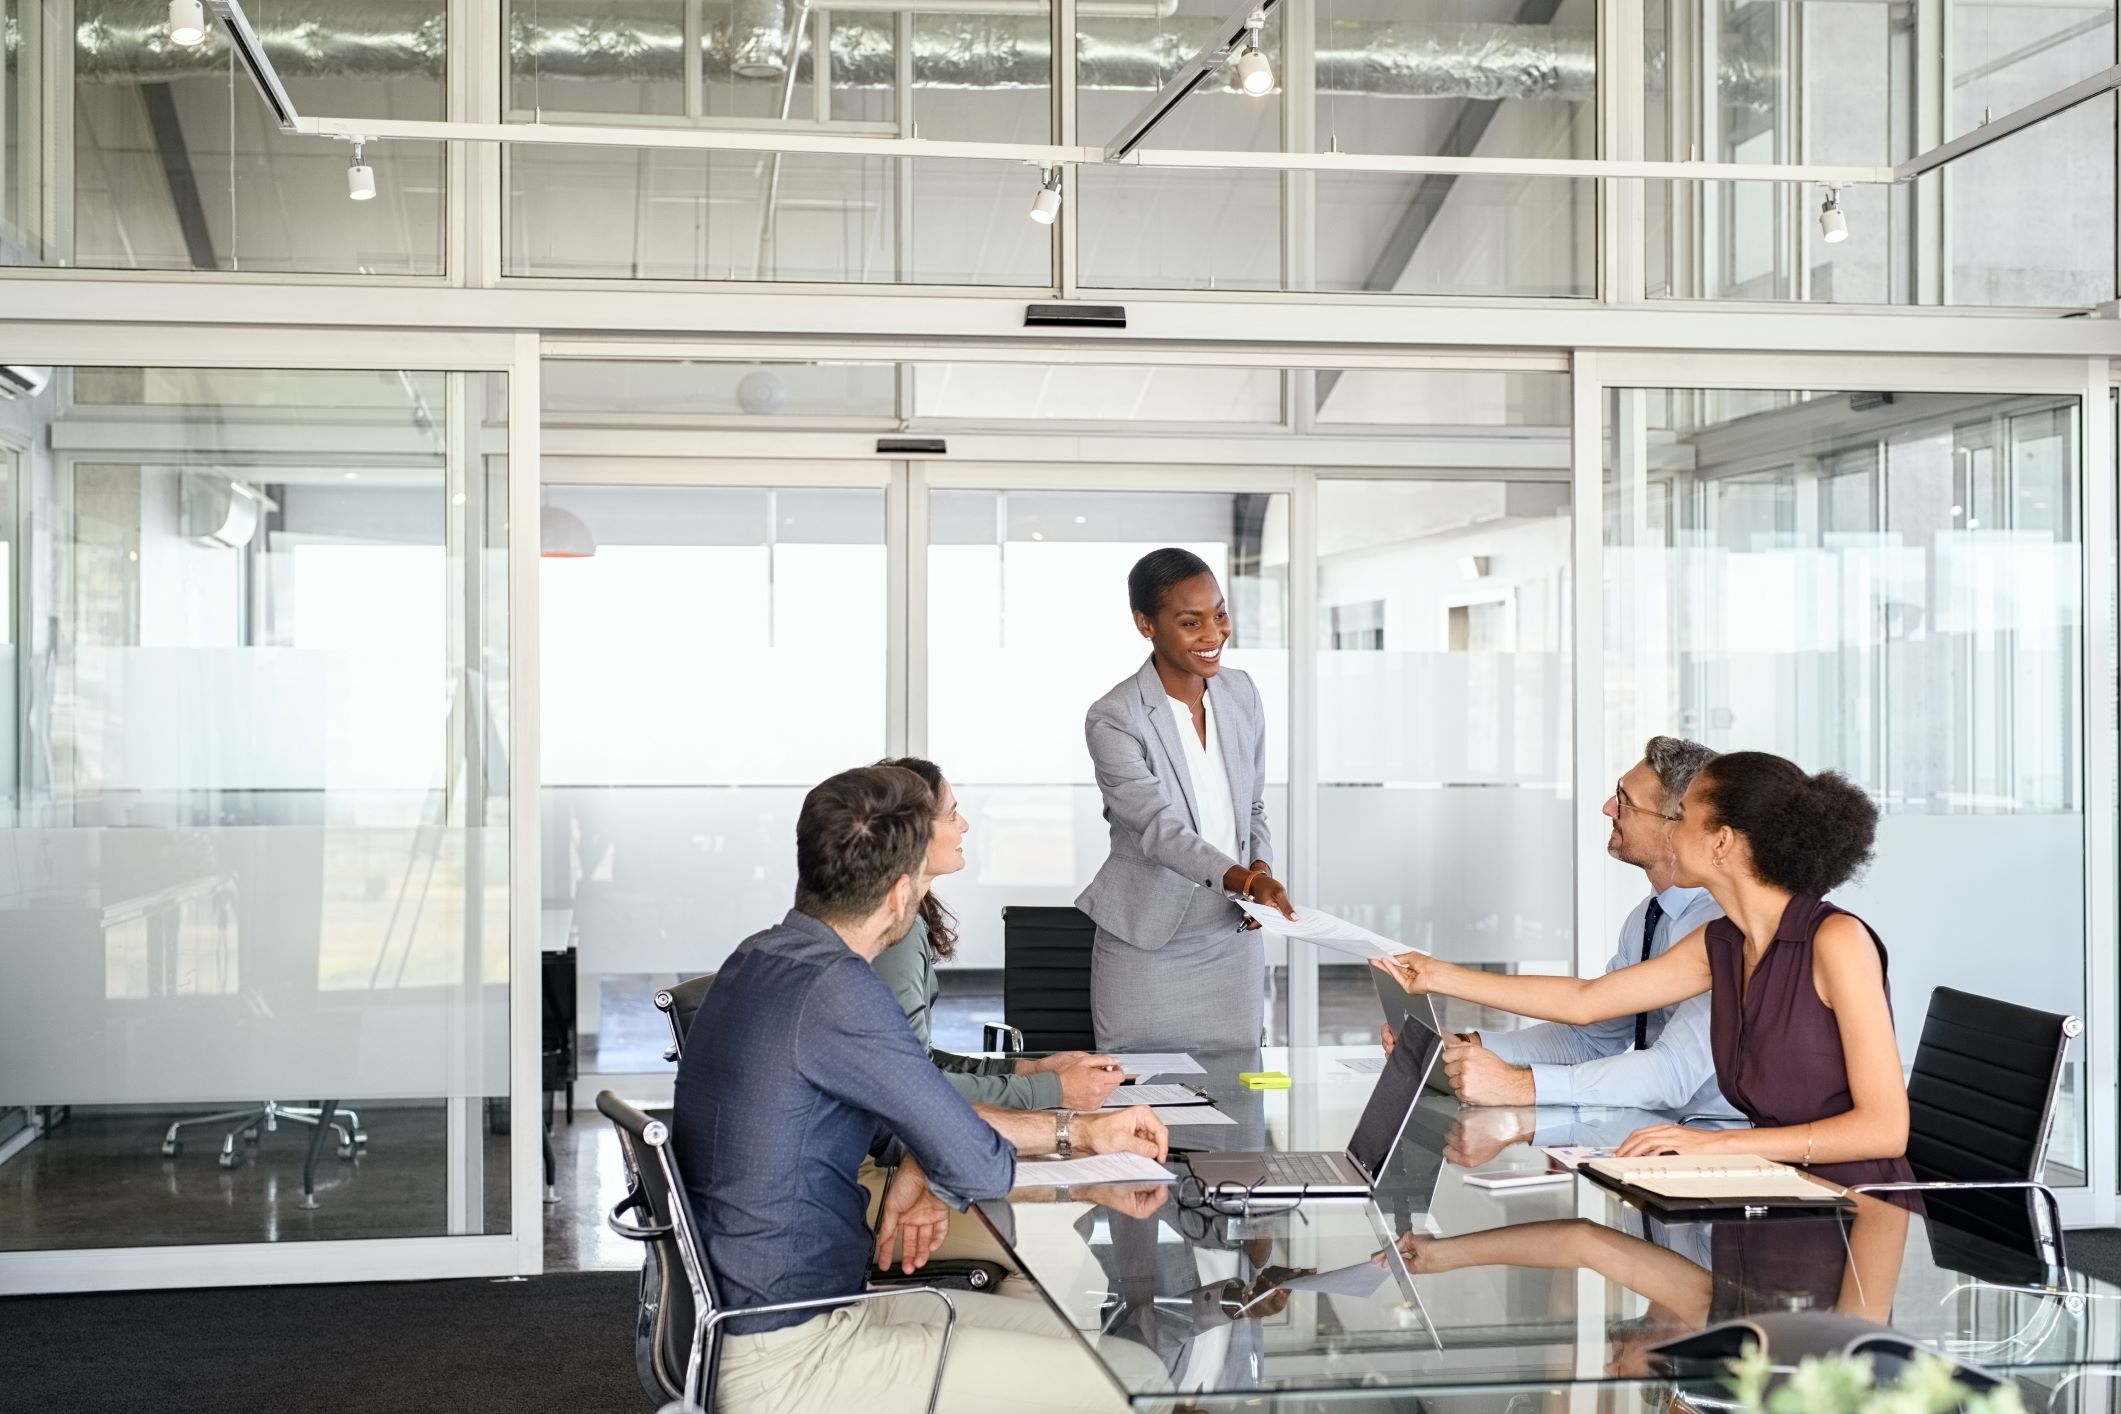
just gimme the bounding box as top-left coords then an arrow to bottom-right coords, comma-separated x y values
1634,898 -> 1664,1051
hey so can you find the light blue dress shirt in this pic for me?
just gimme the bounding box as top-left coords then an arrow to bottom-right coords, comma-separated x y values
1480,885 -> 1738,1116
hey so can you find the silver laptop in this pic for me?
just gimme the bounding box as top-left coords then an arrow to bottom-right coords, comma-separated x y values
1372,967 -> 1457,1096
1186,1015 -> 1446,1197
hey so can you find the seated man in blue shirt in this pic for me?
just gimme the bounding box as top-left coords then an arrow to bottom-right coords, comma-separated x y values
675,763 -> 1168,1414
1393,737 -> 1738,1117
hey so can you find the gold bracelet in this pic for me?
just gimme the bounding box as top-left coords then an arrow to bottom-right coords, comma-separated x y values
1803,1124 -> 1814,1167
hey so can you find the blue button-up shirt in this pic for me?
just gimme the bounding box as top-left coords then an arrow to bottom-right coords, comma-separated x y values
672,909 -> 1017,1334
1481,886 -> 1737,1116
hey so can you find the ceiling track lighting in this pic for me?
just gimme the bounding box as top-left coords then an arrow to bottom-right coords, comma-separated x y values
168,0 -> 208,46
1028,166 -> 1063,225
1235,9 -> 1273,96
1818,188 -> 1847,244
347,141 -> 376,201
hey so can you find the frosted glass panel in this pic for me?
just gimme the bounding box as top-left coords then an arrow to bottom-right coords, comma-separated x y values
1315,479 -> 1574,972
539,484 -> 887,1075
0,827 -> 509,1104
1604,387 -> 2087,1181
0,366 -> 512,1258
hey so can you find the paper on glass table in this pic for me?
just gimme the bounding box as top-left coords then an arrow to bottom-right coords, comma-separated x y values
1101,1084 -> 1211,1108
1106,1052 -> 1206,1076
1277,1260 -> 1395,1298
1338,1056 -> 1388,1074
1150,1105 -> 1237,1126
1012,1152 -> 1178,1187
1236,903 -> 1421,963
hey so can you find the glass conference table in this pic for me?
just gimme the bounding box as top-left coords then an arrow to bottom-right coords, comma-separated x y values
971,1046 -> 2121,1413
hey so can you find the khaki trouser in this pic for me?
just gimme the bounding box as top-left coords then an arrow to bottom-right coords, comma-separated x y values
715,1277 -> 1148,1414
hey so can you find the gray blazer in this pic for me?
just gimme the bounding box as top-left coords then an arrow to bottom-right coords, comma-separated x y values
1075,657 -> 1274,951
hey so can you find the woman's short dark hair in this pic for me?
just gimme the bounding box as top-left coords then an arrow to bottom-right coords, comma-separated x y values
1127,547 -> 1215,619
794,765 -> 935,923
882,755 -> 959,960
1694,751 -> 1878,897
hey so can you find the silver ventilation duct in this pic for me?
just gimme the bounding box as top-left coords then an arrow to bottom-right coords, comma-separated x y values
730,0 -> 794,80
61,1 -> 1767,109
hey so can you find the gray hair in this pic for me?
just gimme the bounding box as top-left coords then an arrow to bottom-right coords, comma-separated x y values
1643,736 -> 1718,813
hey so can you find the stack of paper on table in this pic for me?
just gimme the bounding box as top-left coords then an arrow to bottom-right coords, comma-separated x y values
1012,1152 -> 1177,1188
1236,903 -> 1421,963
1583,1155 -> 1846,1200
1100,1084 -> 1211,1107
1106,1052 -> 1205,1076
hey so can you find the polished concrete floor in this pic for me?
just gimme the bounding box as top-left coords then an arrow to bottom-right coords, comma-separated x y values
0,968 -> 1520,1264
0,1103 -> 510,1252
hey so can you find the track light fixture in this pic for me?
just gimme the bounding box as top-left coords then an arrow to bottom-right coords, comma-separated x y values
168,0 -> 208,47
1029,167 -> 1063,225
347,142 -> 376,202
1235,10 -> 1273,95
1818,188 -> 1847,244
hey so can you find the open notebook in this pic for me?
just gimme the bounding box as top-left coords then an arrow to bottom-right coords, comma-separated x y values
1582,1155 -> 1850,1210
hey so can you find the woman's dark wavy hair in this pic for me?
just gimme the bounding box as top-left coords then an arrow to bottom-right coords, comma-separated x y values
1127,547 -> 1215,619
881,756 -> 959,960
1694,751 -> 1878,897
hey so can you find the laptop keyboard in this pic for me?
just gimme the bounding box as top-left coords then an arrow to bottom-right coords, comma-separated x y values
1261,1152 -> 1350,1186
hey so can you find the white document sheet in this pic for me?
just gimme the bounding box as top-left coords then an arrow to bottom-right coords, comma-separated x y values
1012,1152 -> 1179,1187
1151,1105 -> 1237,1126
1278,1261 -> 1394,1298
1106,1052 -> 1206,1076
1338,1056 -> 1387,1074
1237,903 -> 1418,962
1102,1084 -> 1211,1108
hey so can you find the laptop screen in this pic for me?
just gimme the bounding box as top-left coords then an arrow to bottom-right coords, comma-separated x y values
1346,1015 -> 1445,1184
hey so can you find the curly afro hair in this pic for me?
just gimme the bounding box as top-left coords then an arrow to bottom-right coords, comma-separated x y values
1695,751 -> 1877,897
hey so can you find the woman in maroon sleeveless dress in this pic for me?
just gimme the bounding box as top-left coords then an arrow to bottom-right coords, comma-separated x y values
1375,751 -> 1918,1193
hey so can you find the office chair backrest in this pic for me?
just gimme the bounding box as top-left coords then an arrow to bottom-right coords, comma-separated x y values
656,972 -> 717,1063
1904,986 -> 2077,1261
1001,906 -> 1098,1051
597,1091 -> 716,1406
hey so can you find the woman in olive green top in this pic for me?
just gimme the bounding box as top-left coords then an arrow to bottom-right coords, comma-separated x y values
874,758 -> 1127,1114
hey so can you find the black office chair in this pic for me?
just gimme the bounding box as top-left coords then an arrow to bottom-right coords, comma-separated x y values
596,1091 -> 958,1412
980,906 -> 1097,1053
1850,986 -> 2079,1275
656,973 -> 717,1063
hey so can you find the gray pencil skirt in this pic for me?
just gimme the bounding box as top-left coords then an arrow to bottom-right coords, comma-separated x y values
1090,893 -> 1266,1053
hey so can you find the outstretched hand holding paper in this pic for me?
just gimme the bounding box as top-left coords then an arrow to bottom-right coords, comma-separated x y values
1237,901 -> 1426,962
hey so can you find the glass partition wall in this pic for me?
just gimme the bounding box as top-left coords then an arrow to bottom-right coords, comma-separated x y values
538,359 -> 1575,1104
1604,380 -> 2095,1186
0,360 -> 520,1289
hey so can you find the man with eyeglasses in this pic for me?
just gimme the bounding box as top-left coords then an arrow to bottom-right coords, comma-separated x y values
1393,736 -> 1739,1118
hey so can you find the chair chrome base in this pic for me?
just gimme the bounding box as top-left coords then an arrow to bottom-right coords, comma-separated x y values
158,1099 -> 365,1208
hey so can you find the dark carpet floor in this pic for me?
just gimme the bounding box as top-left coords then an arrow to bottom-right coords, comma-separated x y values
2068,1226 -> 2121,1286
0,1270 -> 645,1414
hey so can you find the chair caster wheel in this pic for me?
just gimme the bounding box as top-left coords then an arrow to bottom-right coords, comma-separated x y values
351,1131 -> 369,1147
242,1128 -> 260,1144
337,1144 -> 355,1160
161,1140 -> 182,1158
218,1150 -> 243,1171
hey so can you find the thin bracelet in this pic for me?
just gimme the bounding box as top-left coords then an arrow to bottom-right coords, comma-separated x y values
1802,1123 -> 1814,1166
1239,867 -> 1265,900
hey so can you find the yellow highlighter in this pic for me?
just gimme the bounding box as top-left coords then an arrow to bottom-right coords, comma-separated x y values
1238,1071 -> 1292,1089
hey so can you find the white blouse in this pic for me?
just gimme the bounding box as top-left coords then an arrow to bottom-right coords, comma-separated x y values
1165,690 -> 1244,866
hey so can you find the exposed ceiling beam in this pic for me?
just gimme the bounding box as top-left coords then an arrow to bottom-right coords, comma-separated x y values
139,83 -> 220,272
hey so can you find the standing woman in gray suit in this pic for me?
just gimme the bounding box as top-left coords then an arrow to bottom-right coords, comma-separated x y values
1077,548 -> 1299,1051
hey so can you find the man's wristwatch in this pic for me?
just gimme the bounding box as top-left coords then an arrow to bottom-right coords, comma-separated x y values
1054,1110 -> 1075,1158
